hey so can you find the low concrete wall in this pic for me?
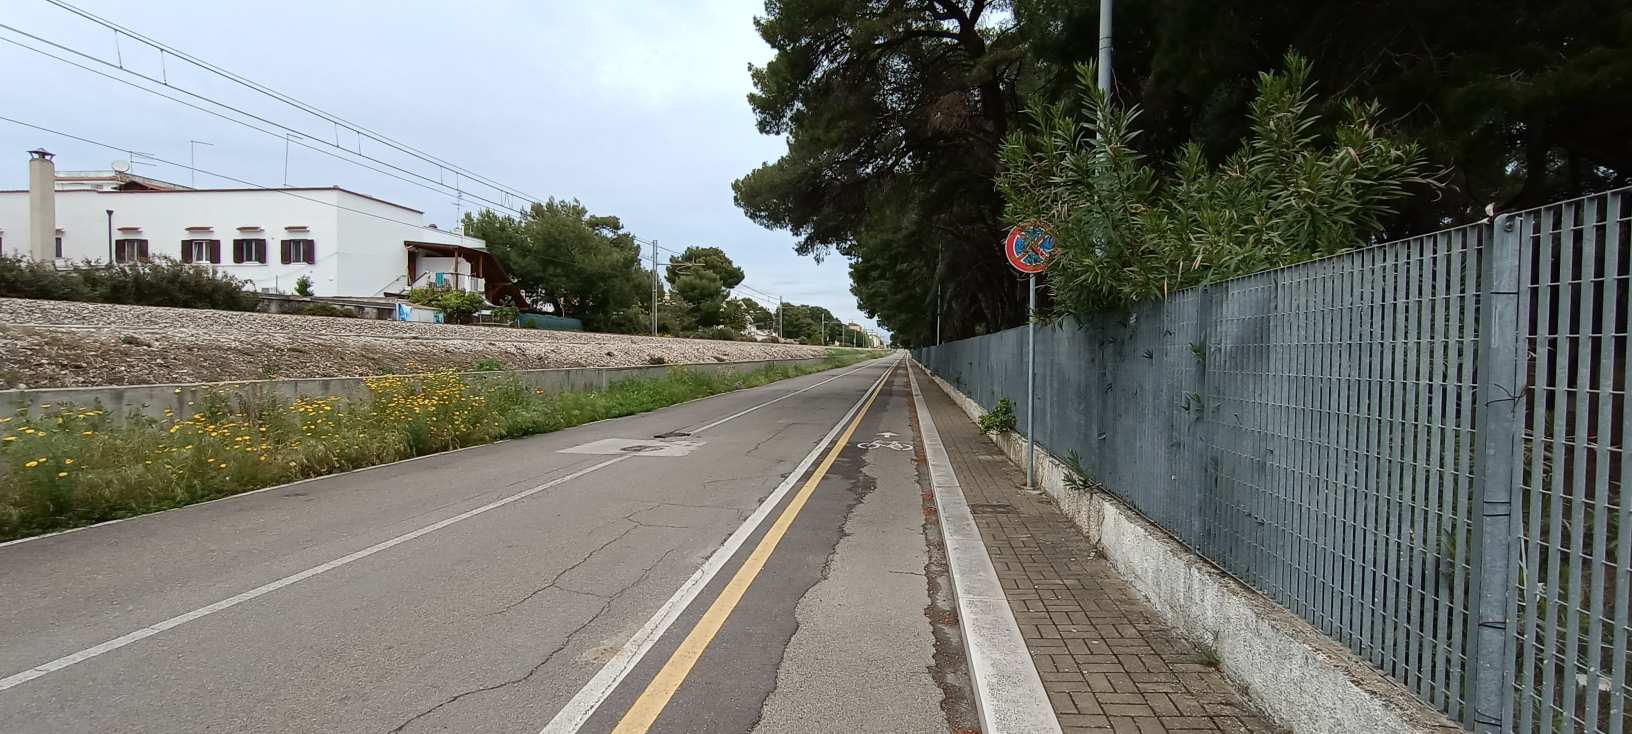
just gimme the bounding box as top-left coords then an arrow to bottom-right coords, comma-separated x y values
256,293 -> 396,320
0,358 -> 832,422
915,360 -> 1461,734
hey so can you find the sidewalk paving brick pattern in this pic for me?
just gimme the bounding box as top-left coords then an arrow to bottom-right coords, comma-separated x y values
913,365 -> 1280,734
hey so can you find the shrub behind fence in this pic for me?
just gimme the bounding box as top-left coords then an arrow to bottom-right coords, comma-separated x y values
915,185 -> 1632,734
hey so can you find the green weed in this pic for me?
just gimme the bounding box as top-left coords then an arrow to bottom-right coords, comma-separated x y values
978,397 -> 1017,434
0,354 -> 872,541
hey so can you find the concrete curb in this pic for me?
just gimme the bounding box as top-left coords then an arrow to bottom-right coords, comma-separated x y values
905,365 -> 1062,734
915,359 -> 1463,734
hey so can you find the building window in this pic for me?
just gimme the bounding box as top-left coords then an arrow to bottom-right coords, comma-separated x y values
233,239 -> 267,264
280,239 -> 315,265
113,239 -> 148,264
181,239 -> 220,264
54,237 -> 62,258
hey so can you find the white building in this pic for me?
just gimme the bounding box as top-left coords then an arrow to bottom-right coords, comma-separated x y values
0,151 -> 524,306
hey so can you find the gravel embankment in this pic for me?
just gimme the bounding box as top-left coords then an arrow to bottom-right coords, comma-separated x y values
0,298 -> 835,388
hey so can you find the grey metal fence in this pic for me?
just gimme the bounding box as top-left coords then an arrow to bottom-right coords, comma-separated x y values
914,185 -> 1632,734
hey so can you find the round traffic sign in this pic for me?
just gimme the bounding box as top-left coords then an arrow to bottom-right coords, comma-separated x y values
1003,222 -> 1056,274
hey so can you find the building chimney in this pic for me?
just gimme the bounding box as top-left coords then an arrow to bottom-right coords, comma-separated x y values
27,149 -> 56,261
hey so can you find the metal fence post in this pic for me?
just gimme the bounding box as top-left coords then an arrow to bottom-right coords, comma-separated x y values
1468,213 -> 1523,733
1191,284 -> 1215,546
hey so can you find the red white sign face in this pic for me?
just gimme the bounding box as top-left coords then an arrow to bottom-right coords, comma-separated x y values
1004,222 -> 1056,274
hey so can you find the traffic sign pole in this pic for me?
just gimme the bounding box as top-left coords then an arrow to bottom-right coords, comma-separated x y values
1026,273 -> 1036,488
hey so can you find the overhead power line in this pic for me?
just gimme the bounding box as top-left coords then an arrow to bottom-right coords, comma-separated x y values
38,0 -> 547,211
0,26 -> 531,220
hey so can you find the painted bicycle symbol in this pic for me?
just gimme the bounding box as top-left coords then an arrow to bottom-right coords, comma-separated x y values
856,439 -> 912,451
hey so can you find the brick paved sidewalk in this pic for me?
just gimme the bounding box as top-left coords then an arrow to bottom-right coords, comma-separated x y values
913,365 -> 1278,734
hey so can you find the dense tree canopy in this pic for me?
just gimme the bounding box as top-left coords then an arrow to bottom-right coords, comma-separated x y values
771,303 -> 846,345
462,200 -> 650,333
665,246 -> 746,328
1000,56 -> 1436,317
739,0 -> 1631,346
735,0 -> 1028,347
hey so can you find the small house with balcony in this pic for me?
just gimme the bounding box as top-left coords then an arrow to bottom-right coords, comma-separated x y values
0,151 -> 525,309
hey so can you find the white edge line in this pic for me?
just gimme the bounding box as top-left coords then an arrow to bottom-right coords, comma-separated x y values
0,456 -> 628,693
0,358 -> 892,693
906,363 -> 1062,734
537,356 -> 899,734
0,358 -> 883,551
688,356 -> 887,433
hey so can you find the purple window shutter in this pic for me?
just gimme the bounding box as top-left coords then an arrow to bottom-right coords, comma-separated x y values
209,240 -> 222,264
137,241 -> 149,262
180,240 -> 193,264
280,240 -> 291,264
304,240 -> 315,265
232,240 -> 244,264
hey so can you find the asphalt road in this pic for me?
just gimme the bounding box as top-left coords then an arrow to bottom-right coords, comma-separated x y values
0,355 -> 959,733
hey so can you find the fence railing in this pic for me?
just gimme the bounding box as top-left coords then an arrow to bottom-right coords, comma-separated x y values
913,185 -> 1632,734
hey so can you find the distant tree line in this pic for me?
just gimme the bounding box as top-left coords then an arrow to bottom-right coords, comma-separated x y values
462,202 -> 813,342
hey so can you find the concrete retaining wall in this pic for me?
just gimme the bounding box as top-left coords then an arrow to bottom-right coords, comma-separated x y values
256,293 -> 396,320
916,360 -> 1462,734
0,358 -> 832,422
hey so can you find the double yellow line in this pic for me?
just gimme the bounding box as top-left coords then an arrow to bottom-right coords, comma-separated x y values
610,361 -> 896,733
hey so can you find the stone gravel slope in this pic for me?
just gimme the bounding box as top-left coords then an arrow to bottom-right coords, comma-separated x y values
0,298 -> 833,388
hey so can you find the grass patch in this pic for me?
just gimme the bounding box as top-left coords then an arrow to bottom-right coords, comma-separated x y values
0,352 -> 877,541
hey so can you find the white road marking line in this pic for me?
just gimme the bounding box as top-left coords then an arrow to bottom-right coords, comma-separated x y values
0,359 -> 892,693
688,358 -> 886,434
539,357 -> 900,734
0,457 -> 626,693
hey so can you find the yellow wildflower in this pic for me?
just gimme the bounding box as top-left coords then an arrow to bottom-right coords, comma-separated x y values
56,471 -> 68,478
24,460 -> 39,468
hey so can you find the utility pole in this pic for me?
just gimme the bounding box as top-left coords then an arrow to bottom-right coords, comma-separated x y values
1098,0 -> 1113,98
188,140 -> 212,187
935,240 -> 943,345
650,240 -> 659,336
777,298 -> 783,341
282,133 -> 301,186
819,311 -> 825,346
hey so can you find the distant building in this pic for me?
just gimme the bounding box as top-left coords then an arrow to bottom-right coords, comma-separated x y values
844,322 -> 882,348
0,150 -> 524,306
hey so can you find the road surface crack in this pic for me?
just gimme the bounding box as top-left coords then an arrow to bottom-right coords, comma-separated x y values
745,421 -> 798,457
391,545 -> 679,733
486,505 -> 660,616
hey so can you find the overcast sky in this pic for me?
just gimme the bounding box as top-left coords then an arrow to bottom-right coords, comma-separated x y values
0,0 -> 882,333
